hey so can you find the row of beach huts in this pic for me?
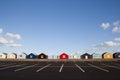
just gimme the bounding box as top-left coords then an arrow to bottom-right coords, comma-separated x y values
0,52 -> 120,60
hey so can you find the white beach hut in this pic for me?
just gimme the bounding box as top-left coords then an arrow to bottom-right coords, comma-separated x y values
70,52 -> 80,59
7,53 -> 17,59
17,52 -> 27,59
92,53 -> 102,59
0,53 -> 7,59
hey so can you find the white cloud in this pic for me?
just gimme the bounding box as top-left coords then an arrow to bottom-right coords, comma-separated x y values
113,21 -> 120,27
92,41 -> 120,50
6,33 -> 21,40
0,37 -> 8,44
0,28 -> 3,34
102,41 -> 120,47
0,28 -> 22,48
114,38 -> 120,41
112,26 -> 120,33
112,21 -> 120,33
101,22 -> 110,30
8,43 -> 22,47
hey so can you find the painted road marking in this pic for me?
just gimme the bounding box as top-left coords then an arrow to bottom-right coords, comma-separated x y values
59,64 -> 64,72
101,64 -> 120,69
88,63 -> 109,72
75,64 -> 85,72
14,64 -> 38,72
0,64 -> 26,70
36,64 -> 51,72
0,63 -> 16,67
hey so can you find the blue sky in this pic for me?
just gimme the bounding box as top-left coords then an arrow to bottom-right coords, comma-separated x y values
0,0 -> 120,55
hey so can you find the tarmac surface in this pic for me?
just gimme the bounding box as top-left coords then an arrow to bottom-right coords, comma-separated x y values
0,60 -> 120,80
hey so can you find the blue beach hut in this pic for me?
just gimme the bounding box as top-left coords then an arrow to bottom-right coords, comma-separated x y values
26,53 -> 37,59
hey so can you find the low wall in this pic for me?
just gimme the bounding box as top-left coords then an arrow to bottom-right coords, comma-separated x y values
0,59 -> 120,62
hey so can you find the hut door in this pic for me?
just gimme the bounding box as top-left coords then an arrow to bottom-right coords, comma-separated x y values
41,55 -> 44,58
85,56 -> 88,59
63,55 -> 66,58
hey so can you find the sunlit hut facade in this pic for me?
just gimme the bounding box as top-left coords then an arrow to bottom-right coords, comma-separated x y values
81,53 -> 92,59
113,52 -> 120,59
59,53 -> 69,59
102,52 -> 113,59
0,53 -> 7,59
7,53 -> 17,59
92,53 -> 102,59
17,52 -> 27,59
38,53 -> 48,59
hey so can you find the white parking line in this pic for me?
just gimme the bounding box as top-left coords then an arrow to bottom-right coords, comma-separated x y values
0,64 -> 26,70
36,64 -> 51,72
0,63 -> 18,67
101,64 -> 120,70
14,64 -> 38,72
59,64 -> 64,72
75,64 -> 85,72
88,63 -> 109,72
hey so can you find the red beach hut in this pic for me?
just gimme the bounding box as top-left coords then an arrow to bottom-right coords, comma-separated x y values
59,53 -> 69,59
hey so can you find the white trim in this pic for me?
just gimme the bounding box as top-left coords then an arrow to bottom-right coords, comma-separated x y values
88,63 -> 109,72
59,64 -> 64,72
15,64 -> 38,72
75,64 -> 85,72
36,64 -> 51,72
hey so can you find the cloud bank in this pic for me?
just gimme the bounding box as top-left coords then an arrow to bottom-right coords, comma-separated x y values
92,38 -> 120,50
0,28 -> 22,47
101,21 -> 120,33
0,28 -> 3,34
101,22 -> 110,30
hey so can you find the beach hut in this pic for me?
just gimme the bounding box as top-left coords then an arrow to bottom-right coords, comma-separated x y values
71,53 -> 80,59
92,53 -> 102,59
7,53 -> 17,59
59,53 -> 69,59
48,55 -> 58,59
113,52 -> 120,58
38,53 -> 48,59
102,52 -> 113,59
0,53 -> 7,59
17,52 -> 27,59
81,53 -> 92,59
26,53 -> 37,59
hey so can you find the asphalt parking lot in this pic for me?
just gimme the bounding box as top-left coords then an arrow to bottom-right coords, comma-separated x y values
0,60 -> 120,80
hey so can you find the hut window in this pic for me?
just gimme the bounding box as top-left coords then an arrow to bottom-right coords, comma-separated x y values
20,55 -> 22,57
30,55 -> 32,58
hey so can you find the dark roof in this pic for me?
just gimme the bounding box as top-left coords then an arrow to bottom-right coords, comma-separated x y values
60,53 -> 68,55
39,53 -> 47,55
81,53 -> 91,56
